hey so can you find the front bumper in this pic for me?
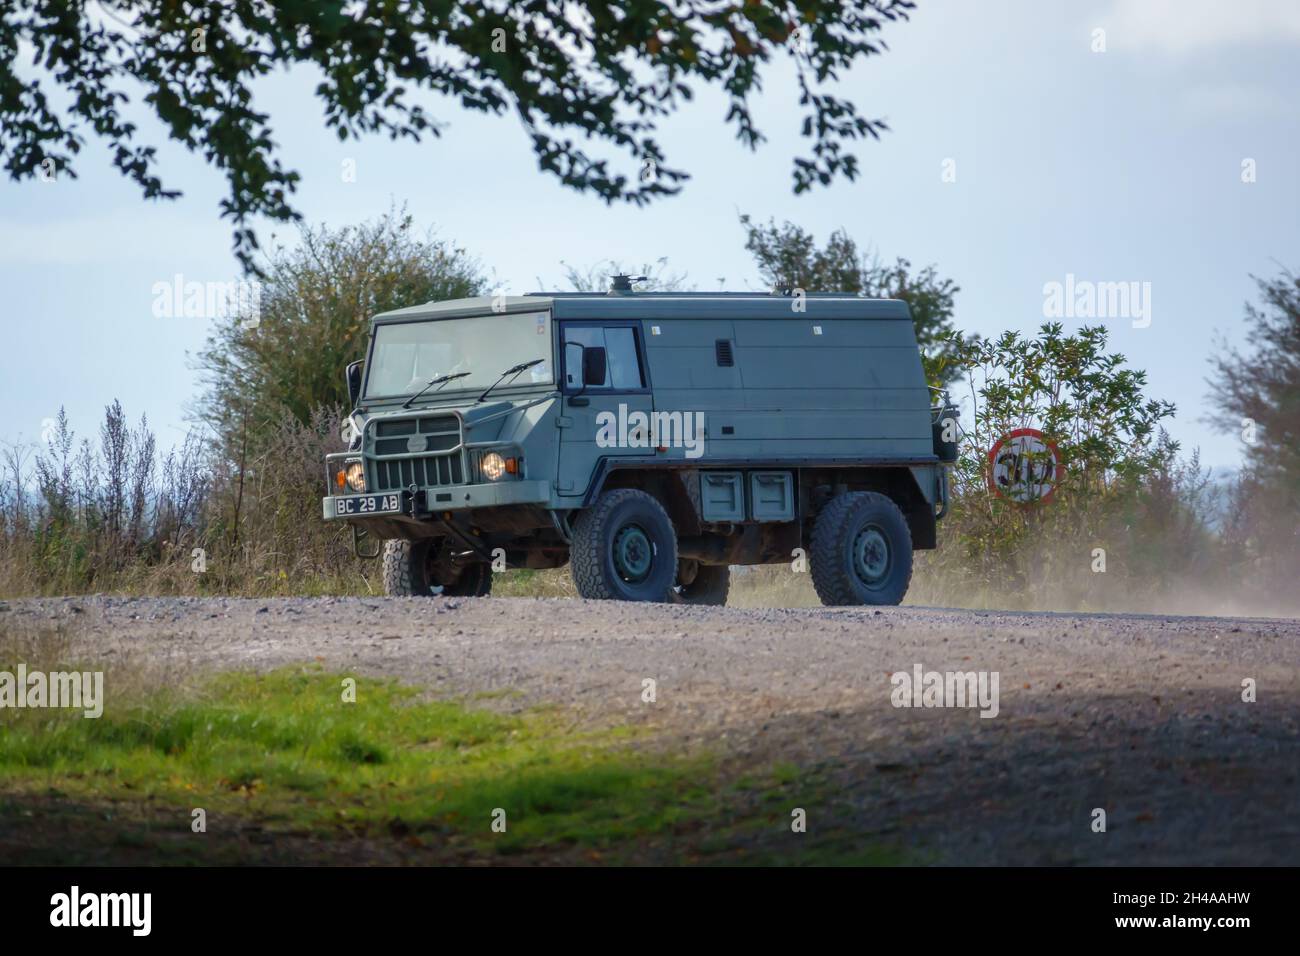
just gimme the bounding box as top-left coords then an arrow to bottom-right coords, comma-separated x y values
322,479 -> 552,520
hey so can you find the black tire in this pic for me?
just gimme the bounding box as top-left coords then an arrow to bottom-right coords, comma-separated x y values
671,561 -> 730,606
570,489 -> 678,601
381,539 -> 493,597
809,491 -> 912,606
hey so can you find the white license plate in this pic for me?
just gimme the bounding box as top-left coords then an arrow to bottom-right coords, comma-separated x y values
335,493 -> 401,516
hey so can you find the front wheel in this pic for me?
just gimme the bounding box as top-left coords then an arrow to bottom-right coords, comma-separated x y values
809,491 -> 912,606
570,489 -> 678,601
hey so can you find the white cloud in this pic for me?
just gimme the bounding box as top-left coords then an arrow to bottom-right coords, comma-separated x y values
1103,0 -> 1300,56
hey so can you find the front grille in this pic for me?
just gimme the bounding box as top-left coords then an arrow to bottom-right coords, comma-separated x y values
374,454 -> 465,490
369,415 -> 465,492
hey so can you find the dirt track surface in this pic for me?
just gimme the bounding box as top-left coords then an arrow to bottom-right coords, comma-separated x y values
3,595 -> 1299,866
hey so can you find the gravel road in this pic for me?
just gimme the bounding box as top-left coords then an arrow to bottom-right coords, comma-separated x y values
3,595 -> 1298,865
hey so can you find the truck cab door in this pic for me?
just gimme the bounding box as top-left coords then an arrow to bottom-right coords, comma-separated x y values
556,322 -> 653,498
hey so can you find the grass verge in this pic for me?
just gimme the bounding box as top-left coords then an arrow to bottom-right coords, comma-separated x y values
0,664 -> 901,866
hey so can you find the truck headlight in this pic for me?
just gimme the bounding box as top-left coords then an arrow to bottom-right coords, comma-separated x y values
344,460 -> 366,492
481,452 -> 507,481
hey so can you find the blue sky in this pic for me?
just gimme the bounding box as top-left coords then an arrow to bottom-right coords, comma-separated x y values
3,0 -> 1298,473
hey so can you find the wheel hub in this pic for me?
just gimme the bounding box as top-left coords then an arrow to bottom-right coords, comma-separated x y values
613,524 -> 654,583
852,525 -> 890,586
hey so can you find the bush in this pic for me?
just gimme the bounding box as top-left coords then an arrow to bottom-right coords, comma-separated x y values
1206,268 -> 1300,607
909,324 -> 1224,612
0,403 -> 370,597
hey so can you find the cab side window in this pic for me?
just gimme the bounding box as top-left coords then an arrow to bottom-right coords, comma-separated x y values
604,327 -> 643,389
563,325 -> 645,390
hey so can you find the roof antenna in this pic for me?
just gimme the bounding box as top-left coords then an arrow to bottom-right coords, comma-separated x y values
609,273 -> 646,294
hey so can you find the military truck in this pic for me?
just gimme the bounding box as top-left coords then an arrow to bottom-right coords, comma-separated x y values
322,285 -> 956,605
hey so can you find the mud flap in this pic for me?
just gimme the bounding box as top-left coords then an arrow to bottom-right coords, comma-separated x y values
353,525 -> 382,559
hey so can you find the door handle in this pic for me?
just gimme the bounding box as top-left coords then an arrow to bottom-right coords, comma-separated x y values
568,396 -> 590,407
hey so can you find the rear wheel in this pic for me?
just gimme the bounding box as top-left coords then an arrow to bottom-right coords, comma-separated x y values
382,539 -> 493,597
671,560 -> 730,606
809,491 -> 912,606
570,489 -> 677,601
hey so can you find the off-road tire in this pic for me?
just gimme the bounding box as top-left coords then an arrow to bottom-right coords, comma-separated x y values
809,491 -> 912,606
671,563 -> 730,606
570,489 -> 678,602
381,539 -> 493,597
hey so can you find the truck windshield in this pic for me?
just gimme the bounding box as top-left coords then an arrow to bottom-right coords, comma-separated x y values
365,310 -> 553,400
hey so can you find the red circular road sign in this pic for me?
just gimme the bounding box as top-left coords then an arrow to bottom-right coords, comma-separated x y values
987,428 -> 1064,504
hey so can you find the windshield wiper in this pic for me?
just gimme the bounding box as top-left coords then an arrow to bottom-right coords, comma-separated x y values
402,371 -> 471,408
477,359 -> 545,403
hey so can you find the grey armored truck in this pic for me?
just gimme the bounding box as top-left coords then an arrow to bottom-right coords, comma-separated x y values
322,286 -> 957,605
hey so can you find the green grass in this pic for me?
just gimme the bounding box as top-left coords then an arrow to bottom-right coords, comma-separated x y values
0,666 -> 906,865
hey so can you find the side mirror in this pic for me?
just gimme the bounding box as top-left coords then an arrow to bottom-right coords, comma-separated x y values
346,361 -> 363,407
581,346 -> 607,388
